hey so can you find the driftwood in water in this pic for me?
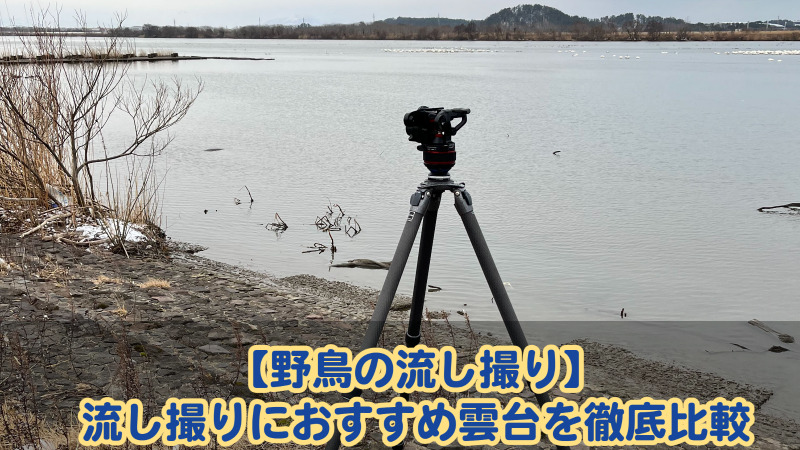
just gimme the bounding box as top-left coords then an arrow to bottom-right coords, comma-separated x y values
315,203 -> 361,236
303,243 -> 327,254
330,259 -> 391,269
345,217 -> 361,237
758,203 -> 800,212
748,319 -> 795,344
0,55 -> 275,65
266,213 -> 287,231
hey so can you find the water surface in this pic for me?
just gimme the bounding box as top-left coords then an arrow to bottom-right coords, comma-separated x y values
106,39 -> 800,321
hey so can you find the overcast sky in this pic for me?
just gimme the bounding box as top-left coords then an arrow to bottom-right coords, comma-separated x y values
3,0 -> 798,27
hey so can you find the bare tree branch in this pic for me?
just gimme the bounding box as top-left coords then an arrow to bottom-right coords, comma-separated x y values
0,10 -> 202,208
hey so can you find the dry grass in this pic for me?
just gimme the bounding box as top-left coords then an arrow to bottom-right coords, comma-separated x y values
34,260 -> 69,282
110,301 -> 128,318
0,74 -> 71,206
0,400 -> 79,450
92,274 -> 123,286
137,278 -> 171,289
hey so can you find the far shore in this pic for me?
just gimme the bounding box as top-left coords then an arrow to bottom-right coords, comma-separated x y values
0,54 -> 274,64
4,29 -> 800,42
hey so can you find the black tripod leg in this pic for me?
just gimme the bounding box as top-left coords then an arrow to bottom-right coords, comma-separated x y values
325,189 -> 431,450
405,192 -> 441,348
453,188 -> 569,450
388,192 -> 442,450
453,189 -> 527,345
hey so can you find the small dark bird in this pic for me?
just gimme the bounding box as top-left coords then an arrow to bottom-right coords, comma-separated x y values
620,308 -> 625,319
553,151 -> 561,155
203,209 -> 208,214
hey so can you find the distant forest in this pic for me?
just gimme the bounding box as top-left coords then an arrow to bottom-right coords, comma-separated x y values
4,4 -> 800,41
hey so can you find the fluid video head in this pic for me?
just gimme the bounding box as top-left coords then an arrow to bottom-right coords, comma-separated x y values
404,106 -> 470,176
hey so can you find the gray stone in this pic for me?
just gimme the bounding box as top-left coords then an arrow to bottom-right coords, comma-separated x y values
390,296 -> 413,311
207,330 -> 229,340
198,344 -> 230,354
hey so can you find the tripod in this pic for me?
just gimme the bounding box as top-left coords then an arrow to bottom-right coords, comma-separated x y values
324,175 -> 568,450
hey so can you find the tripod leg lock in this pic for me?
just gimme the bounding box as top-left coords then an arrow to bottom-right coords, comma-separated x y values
404,331 -> 422,347
409,190 -> 432,216
453,188 -> 474,215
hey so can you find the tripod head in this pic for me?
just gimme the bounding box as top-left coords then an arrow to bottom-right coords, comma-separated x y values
404,106 -> 470,177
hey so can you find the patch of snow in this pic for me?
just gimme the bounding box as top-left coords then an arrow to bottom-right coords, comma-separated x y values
76,219 -> 147,243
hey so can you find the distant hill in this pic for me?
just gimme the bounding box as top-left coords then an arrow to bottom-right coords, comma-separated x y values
483,4 -> 588,28
378,4 -> 591,29
379,17 -> 469,27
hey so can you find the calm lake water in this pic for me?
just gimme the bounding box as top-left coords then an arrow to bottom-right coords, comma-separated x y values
106,39 -> 800,321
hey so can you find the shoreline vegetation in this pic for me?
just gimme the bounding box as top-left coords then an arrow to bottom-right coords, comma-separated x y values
5,26 -> 800,43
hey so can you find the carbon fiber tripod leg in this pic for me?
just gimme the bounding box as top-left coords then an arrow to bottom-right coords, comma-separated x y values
405,192 -> 441,348
324,189 -> 431,450
453,188 -> 569,450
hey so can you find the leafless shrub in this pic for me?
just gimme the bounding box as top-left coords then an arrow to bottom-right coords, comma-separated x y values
98,154 -> 165,256
0,7 -> 201,238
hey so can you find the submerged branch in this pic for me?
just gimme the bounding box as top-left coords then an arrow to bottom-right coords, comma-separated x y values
758,203 -> 800,212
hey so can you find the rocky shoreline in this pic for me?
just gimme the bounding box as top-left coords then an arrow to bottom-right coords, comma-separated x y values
0,235 -> 798,449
